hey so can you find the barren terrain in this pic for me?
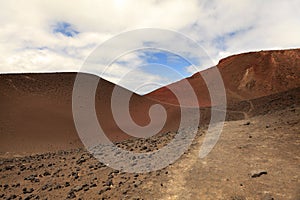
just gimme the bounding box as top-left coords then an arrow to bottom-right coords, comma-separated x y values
0,103 -> 299,199
0,49 -> 299,199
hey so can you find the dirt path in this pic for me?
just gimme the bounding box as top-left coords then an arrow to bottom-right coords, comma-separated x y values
155,106 -> 300,200
162,130 -> 205,200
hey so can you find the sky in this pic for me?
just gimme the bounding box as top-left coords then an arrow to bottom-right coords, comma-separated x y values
1,0 -> 300,94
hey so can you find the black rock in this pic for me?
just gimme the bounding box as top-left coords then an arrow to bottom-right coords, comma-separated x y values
65,182 -> 70,187
41,184 -> 49,191
24,194 -> 35,200
7,194 -> 17,199
24,174 -> 39,183
72,185 -> 83,192
54,184 -> 62,190
90,183 -> 97,188
43,171 -> 51,176
47,163 -> 55,167
20,165 -> 26,171
98,189 -> 105,195
67,191 -> 76,199
108,174 -> 114,179
76,157 -> 86,164
105,180 -> 113,187
250,170 -> 268,178
23,187 -> 34,194
4,165 -> 14,170
72,172 -> 79,179
243,121 -> 251,125
142,146 -> 148,150
262,194 -> 274,200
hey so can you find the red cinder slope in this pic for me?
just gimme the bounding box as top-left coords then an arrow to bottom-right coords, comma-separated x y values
146,49 -> 300,106
0,73 -> 181,154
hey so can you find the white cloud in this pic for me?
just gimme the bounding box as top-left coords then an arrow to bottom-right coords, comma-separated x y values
0,0 -> 299,93
186,65 -> 199,75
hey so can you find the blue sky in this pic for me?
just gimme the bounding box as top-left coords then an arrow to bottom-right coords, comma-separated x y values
141,51 -> 193,77
0,0 -> 299,94
53,22 -> 79,37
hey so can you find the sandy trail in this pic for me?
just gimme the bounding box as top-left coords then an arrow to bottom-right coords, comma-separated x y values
155,106 -> 300,200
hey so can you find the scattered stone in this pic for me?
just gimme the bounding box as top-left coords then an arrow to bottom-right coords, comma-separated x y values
76,157 -> 86,165
4,165 -> 14,170
54,184 -> 62,190
43,171 -> 51,176
42,184 -> 49,191
7,194 -> 17,200
105,179 -> 113,187
24,194 -> 36,200
22,187 -> 34,194
83,185 -> 89,192
90,183 -> 97,188
67,191 -> 76,199
98,189 -> 105,195
250,170 -> 268,178
72,185 -> 83,192
243,121 -> 251,125
24,174 -> 37,182
108,173 -> 114,179
262,194 -> 274,200
48,163 -> 54,167
72,172 -> 79,179
142,146 -> 147,150
20,165 -> 26,171
34,178 -> 40,183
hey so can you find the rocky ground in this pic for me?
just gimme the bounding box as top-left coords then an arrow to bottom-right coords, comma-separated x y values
0,105 -> 299,200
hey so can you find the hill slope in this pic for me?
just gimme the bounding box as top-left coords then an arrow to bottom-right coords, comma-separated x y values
0,73 -> 182,154
146,49 -> 300,106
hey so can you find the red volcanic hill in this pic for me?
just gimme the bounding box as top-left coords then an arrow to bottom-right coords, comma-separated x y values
0,49 -> 299,154
146,49 -> 300,106
0,73 -> 182,154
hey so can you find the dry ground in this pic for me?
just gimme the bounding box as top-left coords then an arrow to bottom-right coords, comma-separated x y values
0,105 -> 299,200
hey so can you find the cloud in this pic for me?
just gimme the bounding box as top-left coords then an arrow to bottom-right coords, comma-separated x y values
186,65 -> 199,75
0,0 -> 299,94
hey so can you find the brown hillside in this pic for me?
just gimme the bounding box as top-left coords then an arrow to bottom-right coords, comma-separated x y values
146,49 -> 300,106
0,73 -> 181,154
